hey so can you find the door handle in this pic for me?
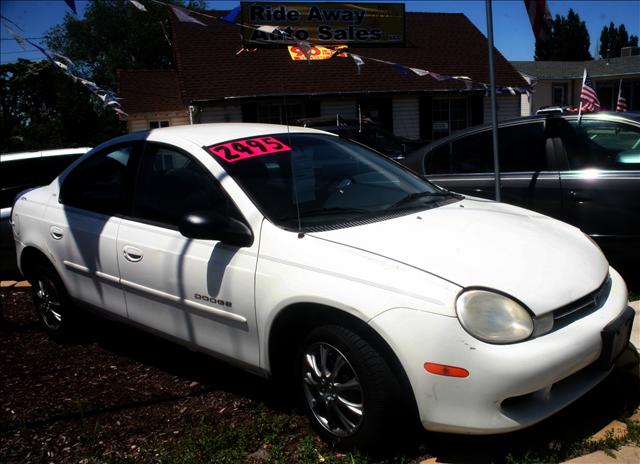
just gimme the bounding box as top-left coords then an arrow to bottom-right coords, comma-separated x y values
569,190 -> 591,202
123,245 -> 144,262
50,226 -> 63,240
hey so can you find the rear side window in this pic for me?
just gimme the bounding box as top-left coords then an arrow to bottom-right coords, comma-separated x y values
498,123 -> 546,172
450,131 -> 493,173
60,146 -> 132,215
426,144 -> 451,174
561,120 -> 640,170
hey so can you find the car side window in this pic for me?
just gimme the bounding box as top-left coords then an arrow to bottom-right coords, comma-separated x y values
131,144 -> 234,228
498,123 -> 546,172
60,146 -> 132,215
562,120 -> 640,170
425,143 -> 451,174
450,131 -> 493,173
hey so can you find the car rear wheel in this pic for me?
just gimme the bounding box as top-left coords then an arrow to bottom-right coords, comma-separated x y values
298,325 -> 404,450
31,263 -> 76,339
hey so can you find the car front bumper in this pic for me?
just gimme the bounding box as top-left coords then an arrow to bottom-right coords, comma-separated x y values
368,267 -> 632,434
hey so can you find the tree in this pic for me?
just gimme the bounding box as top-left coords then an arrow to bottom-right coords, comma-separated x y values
534,9 -> 591,61
44,0 -> 186,89
598,22 -> 639,58
0,60 -> 122,152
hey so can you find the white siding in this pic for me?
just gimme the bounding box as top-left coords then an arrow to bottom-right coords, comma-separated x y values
320,99 -> 356,119
127,110 -> 189,133
520,94 -> 532,117
483,95 -> 521,122
199,105 -> 242,123
392,97 -> 420,139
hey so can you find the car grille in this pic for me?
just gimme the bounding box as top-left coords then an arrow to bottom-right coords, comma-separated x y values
551,275 -> 611,329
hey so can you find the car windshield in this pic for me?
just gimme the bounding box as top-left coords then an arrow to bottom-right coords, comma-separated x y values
206,133 -> 459,231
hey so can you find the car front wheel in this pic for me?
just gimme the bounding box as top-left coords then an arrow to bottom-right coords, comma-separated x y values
31,263 -> 76,339
298,325 -> 405,450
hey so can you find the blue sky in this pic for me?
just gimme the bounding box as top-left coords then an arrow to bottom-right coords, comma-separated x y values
1,0 -> 639,64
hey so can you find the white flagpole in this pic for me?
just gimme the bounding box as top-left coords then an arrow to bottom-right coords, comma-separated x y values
578,68 -> 586,124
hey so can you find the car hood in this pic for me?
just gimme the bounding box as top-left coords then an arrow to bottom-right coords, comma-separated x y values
309,197 -> 609,315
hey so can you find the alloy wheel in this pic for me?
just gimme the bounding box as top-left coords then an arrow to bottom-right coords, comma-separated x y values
302,342 -> 364,437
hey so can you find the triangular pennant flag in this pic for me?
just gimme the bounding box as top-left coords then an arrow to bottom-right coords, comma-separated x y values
64,0 -> 77,15
257,25 -> 279,34
221,6 -> 240,24
169,5 -> 206,26
129,0 -> 147,12
409,67 -> 429,77
5,25 -> 28,50
296,41 -> 313,61
429,72 -> 447,81
351,54 -> 365,75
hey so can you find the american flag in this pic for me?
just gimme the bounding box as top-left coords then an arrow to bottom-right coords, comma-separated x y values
579,70 -> 600,112
616,81 -> 628,112
524,0 -> 553,43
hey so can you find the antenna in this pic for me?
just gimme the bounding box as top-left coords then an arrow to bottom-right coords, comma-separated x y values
281,89 -> 304,238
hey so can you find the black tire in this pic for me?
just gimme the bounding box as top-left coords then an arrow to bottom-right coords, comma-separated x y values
297,325 -> 405,450
30,262 -> 76,340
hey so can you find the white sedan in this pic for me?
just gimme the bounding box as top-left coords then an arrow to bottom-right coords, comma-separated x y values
11,123 -> 634,449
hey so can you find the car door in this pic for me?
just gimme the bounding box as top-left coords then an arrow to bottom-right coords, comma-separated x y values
116,142 -> 260,366
47,143 -> 135,317
424,122 -> 562,218
554,116 -> 640,249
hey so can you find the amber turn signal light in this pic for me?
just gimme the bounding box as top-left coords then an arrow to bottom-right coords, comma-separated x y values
424,362 -> 469,378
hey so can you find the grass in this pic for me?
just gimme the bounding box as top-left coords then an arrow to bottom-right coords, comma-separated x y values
139,410 -> 640,464
145,407 -> 416,464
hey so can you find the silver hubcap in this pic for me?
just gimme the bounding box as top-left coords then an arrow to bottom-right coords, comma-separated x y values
302,342 -> 364,437
35,277 -> 63,331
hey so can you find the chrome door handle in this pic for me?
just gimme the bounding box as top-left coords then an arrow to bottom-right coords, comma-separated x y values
123,245 -> 143,262
50,226 -> 64,240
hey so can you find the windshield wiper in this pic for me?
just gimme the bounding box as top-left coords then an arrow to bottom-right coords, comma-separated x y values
277,207 -> 370,221
388,191 -> 459,210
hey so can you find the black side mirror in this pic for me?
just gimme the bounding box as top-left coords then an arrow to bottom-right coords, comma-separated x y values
179,211 -> 253,247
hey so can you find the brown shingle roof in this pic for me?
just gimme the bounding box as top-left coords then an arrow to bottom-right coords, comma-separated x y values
118,69 -> 184,113
170,11 -> 527,102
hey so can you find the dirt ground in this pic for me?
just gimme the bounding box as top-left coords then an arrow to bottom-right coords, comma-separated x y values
1,286 -> 639,464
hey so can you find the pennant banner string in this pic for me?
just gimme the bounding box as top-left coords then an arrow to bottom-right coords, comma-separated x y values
2,15 -> 128,121
142,0 -> 533,94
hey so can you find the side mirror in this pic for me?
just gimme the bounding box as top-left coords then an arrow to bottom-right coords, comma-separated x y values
179,211 -> 253,247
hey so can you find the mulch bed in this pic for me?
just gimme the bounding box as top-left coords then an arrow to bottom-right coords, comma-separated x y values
0,287 -> 310,463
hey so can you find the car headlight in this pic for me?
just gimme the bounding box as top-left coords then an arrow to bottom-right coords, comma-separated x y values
456,289 -> 534,344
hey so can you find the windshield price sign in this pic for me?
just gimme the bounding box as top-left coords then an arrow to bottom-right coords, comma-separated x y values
208,136 -> 292,163
241,2 -> 405,46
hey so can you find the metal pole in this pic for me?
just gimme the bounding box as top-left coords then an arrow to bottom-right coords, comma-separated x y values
485,0 -> 501,202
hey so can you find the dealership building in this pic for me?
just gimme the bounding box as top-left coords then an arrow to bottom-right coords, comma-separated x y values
119,5 -> 528,141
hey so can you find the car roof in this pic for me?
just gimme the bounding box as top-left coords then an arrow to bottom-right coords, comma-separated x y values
402,111 -> 640,168
93,123 -> 335,152
0,147 -> 92,163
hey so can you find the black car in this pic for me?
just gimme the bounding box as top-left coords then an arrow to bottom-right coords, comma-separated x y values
402,112 -> 640,264
1,147 -> 90,276
292,117 -> 427,160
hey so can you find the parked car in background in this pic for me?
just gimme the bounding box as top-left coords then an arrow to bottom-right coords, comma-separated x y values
402,112 -> 640,263
292,116 -> 427,160
11,123 -> 633,449
1,147 -> 90,276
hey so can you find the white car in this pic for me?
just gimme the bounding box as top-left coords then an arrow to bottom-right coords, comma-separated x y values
11,123 -> 634,449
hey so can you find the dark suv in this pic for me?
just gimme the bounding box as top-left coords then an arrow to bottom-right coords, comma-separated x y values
402,112 -> 640,264
292,117 -> 427,160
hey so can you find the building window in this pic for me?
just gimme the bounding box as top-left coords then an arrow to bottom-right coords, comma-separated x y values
431,98 -> 470,140
150,120 -> 170,129
552,84 -> 567,106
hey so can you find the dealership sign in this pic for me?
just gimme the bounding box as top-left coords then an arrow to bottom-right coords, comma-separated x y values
241,2 -> 405,46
